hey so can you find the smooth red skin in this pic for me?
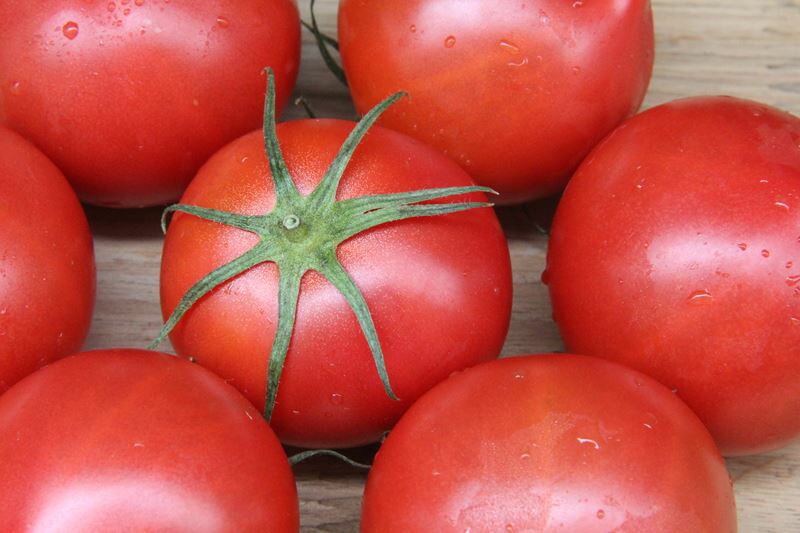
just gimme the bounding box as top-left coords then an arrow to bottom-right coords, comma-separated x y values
546,97 -> 800,456
361,355 -> 737,533
0,126 -> 95,393
160,120 -> 513,448
0,349 -> 299,532
338,0 -> 654,205
0,0 -> 300,207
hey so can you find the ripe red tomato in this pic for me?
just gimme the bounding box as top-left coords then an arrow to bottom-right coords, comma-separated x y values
546,96 -> 800,456
338,0 -> 654,204
0,126 -> 94,393
361,355 -> 736,532
159,120 -> 512,448
0,349 -> 299,531
0,0 -> 300,207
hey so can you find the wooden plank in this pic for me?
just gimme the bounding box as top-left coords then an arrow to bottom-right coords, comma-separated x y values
83,0 -> 800,531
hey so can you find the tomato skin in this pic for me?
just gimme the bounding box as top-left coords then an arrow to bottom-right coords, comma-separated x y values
159,120 -> 513,448
546,97 -> 800,455
338,0 -> 654,204
0,126 -> 95,393
0,349 -> 299,532
361,355 -> 736,532
0,0 -> 300,207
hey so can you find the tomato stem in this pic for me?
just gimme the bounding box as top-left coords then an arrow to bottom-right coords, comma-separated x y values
149,68 -> 495,423
303,0 -> 348,87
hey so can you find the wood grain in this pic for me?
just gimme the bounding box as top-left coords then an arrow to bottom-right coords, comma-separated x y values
83,0 -> 800,531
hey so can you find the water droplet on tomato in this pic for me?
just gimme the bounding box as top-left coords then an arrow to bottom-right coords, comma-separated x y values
107,2 -> 116,11
762,249 -> 771,258
508,57 -> 529,67
572,66 -> 582,74
505,525 -> 514,532
192,98 -> 200,107
688,289 -> 713,305
577,437 -> 600,449
121,0 -> 129,4
9,81 -> 22,95
597,510 -> 606,519
62,21 -> 79,40
791,317 -> 800,326
124,8 -> 131,15
330,393 -> 344,405
240,156 -> 249,164
217,16 -> 230,27
539,9 -> 550,23
499,39 -> 520,54
135,0 -> 144,5
409,24 -> 416,32
786,275 -> 800,287
787,261 -> 794,269
737,243 -> 748,251
775,201 -> 790,211
513,372 -> 525,380
444,35 -> 456,48
520,453 -> 531,460
572,0 -> 584,6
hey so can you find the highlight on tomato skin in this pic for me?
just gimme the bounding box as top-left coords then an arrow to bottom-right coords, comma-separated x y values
0,0 -> 301,208
545,95 -> 800,456
0,349 -> 300,532
338,0 -> 655,205
0,126 -> 95,394
361,354 -> 737,533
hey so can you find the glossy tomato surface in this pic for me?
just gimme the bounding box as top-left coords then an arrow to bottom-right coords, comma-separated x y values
338,0 -> 654,204
0,349 -> 299,532
160,120 -> 513,448
546,97 -> 800,455
0,0 -> 300,207
0,126 -> 94,393
361,355 -> 737,533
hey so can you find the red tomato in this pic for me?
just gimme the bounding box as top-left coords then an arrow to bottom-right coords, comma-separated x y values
361,355 -> 737,532
0,349 -> 299,531
0,0 -> 300,207
159,120 -> 512,448
546,97 -> 800,455
0,126 -> 94,393
338,0 -> 654,204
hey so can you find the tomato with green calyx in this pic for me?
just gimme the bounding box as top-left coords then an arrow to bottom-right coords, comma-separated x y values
0,0 -> 300,207
335,0 -> 654,204
546,96 -> 800,456
361,355 -> 737,532
0,349 -> 299,531
151,70 -> 513,448
0,126 -> 95,393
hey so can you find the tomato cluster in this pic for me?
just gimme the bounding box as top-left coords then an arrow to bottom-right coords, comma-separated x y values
0,0 -> 796,530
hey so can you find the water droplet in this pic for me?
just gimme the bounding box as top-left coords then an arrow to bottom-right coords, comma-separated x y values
762,249 -> 771,258
409,24 -> 416,32
431,470 -> 441,476
9,81 -> 21,95
107,2 -> 116,11
643,423 -> 653,429
444,35 -> 456,48
123,8 -> 131,15
240,156 -> 249,164
538,9 -> 550,23
121,0 -> 130,4
572,66 -> 582,74
775,202 -> 790,211
787,261 -> 794,269
192,98 -> 199,107
62,21 -> 79,40
786,275 -> 800,287
572,0 -> 584,6
330,393 -> 344,405
508,57 -> 529,67
216,16 -> 230,27
134,0 -> 144,5
0,307 -> 7,315
597,510 -> 606,519
577,437 -> 600,449
133,442 -> 145,448
505,525 -> 514,532
244,411 -> 254,420
635,180 -> 645,190
513,372 -> 525,379
737,243 -> 748,251
791,317 -> 800,326
520,453 -> 531,460
499,39 -> 520,54
760,178 -> 770,184
688,289 -> 713,305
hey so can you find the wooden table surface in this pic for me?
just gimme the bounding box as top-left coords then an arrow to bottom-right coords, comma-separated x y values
83,1 -> 800,531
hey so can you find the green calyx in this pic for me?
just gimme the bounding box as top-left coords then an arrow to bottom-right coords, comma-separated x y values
149,68 -> 495,422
